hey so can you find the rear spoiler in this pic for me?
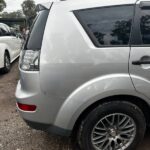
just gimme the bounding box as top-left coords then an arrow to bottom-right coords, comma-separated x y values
36,0 -> 67,12
36,2 -> 53,12
36,0 -> 66,12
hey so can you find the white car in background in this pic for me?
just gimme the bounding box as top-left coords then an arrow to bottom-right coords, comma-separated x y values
0,23 -> 22,73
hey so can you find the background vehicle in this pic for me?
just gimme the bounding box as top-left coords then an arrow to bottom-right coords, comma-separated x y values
16,0 -> 150,150
0,23 -> 22,73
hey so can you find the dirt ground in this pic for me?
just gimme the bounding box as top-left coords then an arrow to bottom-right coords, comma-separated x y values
0,60 -> 150,150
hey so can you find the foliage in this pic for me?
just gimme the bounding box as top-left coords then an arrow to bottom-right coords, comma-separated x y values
0,0 -> 6,12
21,0 -> 36,18
1,10 -> 24,18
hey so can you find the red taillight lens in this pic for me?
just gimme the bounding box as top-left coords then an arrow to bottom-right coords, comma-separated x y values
17,103 -> 37,111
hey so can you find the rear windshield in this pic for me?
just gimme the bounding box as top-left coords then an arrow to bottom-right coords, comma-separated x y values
25,9 -> 49,50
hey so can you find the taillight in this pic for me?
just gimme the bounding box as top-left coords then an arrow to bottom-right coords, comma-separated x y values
20,50 -> 40,71
17,103 -> 37,111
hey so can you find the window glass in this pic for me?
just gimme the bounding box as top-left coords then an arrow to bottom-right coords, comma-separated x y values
0,24 -> 10,36
25,10 -> 49,50
140,9 -> 150,44
75,5 -> 134,46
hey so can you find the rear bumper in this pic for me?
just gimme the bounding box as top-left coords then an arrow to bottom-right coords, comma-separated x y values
15,71 -> 72,137
15,72 -> 56,124
24,119 -> 71,136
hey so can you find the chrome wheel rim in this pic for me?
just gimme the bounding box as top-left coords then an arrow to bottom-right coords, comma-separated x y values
91,113 -> 136,150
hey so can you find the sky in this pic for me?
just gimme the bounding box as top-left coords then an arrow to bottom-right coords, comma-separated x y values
4,0 -> 49,12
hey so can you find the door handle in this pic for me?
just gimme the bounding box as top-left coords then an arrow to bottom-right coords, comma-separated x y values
132,60 -> 150,65
132,56 -> 150,65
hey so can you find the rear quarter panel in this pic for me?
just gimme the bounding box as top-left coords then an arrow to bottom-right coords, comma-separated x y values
39,1 -> 138,129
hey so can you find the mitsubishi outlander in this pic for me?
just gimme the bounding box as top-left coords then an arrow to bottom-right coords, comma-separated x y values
16,0 -> 150,149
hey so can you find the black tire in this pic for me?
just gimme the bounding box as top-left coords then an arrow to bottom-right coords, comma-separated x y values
77,101 -> 146,150
2,52 -> 11,74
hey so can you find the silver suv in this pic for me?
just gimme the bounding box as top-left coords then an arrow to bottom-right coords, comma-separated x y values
16,0 -> 150,149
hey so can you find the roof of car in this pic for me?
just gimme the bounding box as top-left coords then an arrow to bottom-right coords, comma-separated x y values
39,0 -> 150,11
51,0 -> 138,4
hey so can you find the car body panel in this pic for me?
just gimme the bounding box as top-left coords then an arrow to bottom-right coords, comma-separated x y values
130,48 -> 150,99
16,0 -> 150,134
54,74 -> 139,129
18,1 -> 135,127
0,23 -> 22,69
0,43 -> 11,68
40,2 -> 132,97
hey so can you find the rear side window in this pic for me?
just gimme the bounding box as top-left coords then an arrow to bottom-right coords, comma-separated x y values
140,9 -> 150,44
74,5 -> 134,47
25,9 -> 49,50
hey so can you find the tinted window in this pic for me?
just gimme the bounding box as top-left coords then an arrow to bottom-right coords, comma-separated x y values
1,28 -> 8,36
0,24 -> 10,36
140,9 -> 150,44
75,5 -> 134,47
25,9 -> 49,50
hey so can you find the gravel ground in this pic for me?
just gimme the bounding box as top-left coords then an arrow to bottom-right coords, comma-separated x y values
0,60 -> 150,150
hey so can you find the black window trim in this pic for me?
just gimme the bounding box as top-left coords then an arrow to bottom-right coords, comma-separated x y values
131,2 -> 150,47
73,4 -> 135,48
130,3 -> 142,46
24,10 -> 50,50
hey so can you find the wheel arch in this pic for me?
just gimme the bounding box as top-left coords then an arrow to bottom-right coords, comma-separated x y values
54,74 -> 150,132
72,95 -> 150,136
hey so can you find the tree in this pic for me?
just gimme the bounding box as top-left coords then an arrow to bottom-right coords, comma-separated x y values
1,10 -> 24,18
21,0 -> 36,19
0,0 -> 6,12
111,20 -> 132,45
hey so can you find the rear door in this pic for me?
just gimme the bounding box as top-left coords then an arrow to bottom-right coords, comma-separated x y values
129,0 -> 150,98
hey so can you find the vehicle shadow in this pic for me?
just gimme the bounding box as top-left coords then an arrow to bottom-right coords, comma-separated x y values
137,127 -> 150,150
43,126 -> 150,150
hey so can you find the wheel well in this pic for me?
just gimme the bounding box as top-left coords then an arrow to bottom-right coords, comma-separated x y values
72,95 -> 150,136
5,50 -> 10,61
